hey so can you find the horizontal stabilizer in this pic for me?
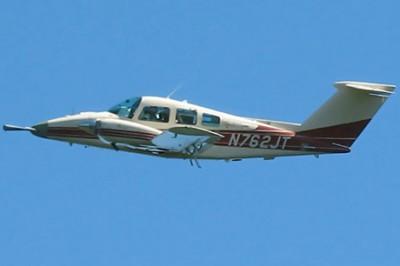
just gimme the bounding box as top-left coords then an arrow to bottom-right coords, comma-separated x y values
334,81 -> 395,96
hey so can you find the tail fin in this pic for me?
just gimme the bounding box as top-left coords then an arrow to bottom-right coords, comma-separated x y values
298,81 -> 395,147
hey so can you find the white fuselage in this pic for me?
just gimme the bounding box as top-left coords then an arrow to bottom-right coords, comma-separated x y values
39,97 -> 316,160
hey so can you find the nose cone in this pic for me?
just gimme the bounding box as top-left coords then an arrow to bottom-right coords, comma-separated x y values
32,122 -> 48,138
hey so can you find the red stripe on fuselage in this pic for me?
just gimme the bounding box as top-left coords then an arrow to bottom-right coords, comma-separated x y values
47,127 -> 156,141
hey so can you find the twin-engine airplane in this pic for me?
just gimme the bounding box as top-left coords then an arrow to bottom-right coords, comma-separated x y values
4,81 -> 395,167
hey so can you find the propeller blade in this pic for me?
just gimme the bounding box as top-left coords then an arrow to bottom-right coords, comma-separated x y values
3,124 -> 35,132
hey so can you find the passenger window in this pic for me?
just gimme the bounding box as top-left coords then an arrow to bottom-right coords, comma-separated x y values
202,113 -> 220,126
176,109 -> 197,125
139,106 -> 170,123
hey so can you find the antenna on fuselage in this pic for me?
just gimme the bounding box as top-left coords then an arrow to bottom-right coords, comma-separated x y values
167,83 -> 183,99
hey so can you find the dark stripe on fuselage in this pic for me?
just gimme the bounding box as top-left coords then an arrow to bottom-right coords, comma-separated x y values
47,127 -> 156,141
98,129 -> 155,140
46,125 -> 353,154
47,127 -> 96,139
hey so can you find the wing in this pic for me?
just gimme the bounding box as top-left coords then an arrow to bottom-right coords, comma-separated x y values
91,119 -> 223,157
93,122 -> 222,167
97,134 -> 167,154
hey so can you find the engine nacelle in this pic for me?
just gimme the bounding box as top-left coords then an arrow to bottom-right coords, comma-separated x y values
79,118 -> 161,143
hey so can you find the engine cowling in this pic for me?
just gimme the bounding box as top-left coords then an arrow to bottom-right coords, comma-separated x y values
79,118 -> 161,143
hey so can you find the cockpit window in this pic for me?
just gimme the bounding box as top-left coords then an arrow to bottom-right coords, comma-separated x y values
108,97 -> 141,118
176,109 -> 197,125
139,106 -> 170,123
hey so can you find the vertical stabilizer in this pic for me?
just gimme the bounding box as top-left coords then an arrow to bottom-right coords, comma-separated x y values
298,81 -> 395,147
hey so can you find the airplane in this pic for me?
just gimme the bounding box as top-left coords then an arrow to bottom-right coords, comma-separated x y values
3,81 -> 395,167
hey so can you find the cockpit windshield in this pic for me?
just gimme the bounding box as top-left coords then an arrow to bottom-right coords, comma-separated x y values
108,97 -> 142,118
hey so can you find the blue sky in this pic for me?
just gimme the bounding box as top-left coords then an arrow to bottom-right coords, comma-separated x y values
1,1 -> 399,265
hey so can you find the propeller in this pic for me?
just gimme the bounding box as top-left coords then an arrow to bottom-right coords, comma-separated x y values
3,124 -> 36,132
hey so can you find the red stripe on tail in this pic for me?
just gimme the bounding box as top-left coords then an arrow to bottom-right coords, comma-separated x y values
296,119 -> 371,147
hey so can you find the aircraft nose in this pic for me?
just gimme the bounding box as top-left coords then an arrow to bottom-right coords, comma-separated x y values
32,122 -> 48,138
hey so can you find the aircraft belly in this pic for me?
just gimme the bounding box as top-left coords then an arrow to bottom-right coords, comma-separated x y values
197,145 -> 315,159
47,136 -> 153,152
47,135 -> 318,160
